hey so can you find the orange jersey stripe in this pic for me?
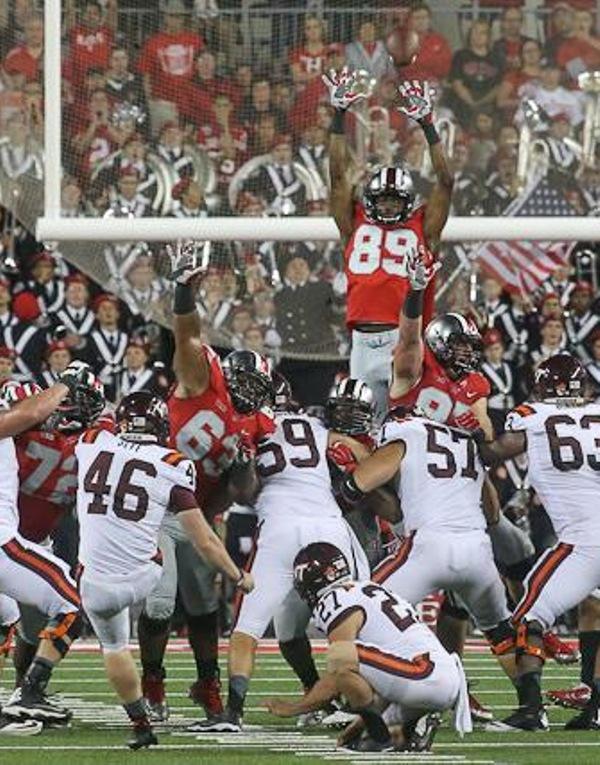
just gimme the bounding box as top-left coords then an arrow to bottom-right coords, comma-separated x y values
357,645 -> 435,680
3,540 -> 80,607
512,542 -> 573,624
162,451 -> 186,466
372,533 -> 415,585
82,428 -> 101,444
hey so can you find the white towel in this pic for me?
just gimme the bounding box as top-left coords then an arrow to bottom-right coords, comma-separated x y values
452,652 -> 473,736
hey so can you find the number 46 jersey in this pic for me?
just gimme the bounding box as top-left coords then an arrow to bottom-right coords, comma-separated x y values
378,413 -> 485,533
506,401 -> 600,545
255,412 -> 341,521
75,429 -> 196,576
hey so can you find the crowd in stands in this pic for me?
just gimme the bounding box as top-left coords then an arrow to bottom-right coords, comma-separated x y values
0,1 -> 599,386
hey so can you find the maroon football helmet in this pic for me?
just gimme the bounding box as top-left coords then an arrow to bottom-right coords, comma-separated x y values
293,543 -> 351,609
116,391 -> 170,445
533,354 -> 587,402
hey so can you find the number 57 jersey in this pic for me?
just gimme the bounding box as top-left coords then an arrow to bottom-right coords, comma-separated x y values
255,412 -> 341,521
75,429 -> 196,576
378,413 -> 485,533
506,401 -> 600,545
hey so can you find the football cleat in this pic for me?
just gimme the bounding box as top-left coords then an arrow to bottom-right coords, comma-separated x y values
564,707 -> 600,730
468,691 -> 494,723
189,708 -> 242,733
2,688 -> 72,724
296,709 -> 327,728
128,724 -> 158,750
486,706 -> 549,732
543,632 -> 580,665
321,703 -> 358,729
404,713 -> 441,752
188,678 -> 224,718
546,684 -> 590,710
0,714 -> 42,736
338,734 -> 394,753
142,673 -> 169,722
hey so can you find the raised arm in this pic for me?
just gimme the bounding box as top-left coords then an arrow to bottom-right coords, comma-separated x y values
170,244 -> 210,397
397,80 -> 453,254
322,68 -> 371,245
0,362 -> 93,439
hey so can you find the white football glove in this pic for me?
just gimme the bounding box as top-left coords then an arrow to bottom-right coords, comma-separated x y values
59,360 -> 95,395
405,245 -> 440,291
321,67 -> 372,111
397,80 -> 434,124
167,239 -> 210,285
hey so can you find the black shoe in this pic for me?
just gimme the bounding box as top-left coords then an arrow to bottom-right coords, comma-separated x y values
406,713 -> 441,752
128,726 -> 158,750
0,713 -> 43,736
339,734 -> 393,752
188,708 -> 242,733
486,706 -> 549,732
2,688 -> 72,724
565,707 -> 600,730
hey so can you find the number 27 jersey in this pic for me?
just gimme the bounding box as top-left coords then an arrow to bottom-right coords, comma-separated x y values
344,205 -> 435,328
506,401 -> 600,545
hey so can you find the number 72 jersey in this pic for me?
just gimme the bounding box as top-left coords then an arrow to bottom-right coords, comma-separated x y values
506,401 -> 600,545
255,412 -> 341,521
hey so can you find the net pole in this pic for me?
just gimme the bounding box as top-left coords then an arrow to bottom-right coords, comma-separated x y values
43,0 -> 62,219
35,215 -> 600,243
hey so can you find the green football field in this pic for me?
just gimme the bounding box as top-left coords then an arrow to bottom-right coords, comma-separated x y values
1,639 -> 600,765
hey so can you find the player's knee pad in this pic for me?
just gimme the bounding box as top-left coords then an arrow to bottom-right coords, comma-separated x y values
142,597 -> 175,623
39,611 -> 83,657
484,620 -> 516,656
515,620 -> 545,662
440,594 -> 469,622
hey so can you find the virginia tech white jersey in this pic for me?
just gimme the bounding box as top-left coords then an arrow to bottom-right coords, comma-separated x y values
378,414 -> 485,533
76,429 -> 196,575
255,412 -> 341,521
0,434 -> 20,545
314,579 -> 441,659
506,401 -> 600,545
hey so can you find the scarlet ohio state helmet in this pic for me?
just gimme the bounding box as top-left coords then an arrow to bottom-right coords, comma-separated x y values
222,350 -> 272,415
424,313 -> 483,379
362,166 -> 415,225
116,390 -> 170,445
533,354 -> 587,403
325,378 -> 374,436
293,543 -> 352,609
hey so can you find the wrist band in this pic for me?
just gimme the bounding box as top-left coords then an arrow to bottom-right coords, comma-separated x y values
421,121 -> 440,146
174,283 -> 196,315
403,289 -> 424,319
331,109 -> 346,134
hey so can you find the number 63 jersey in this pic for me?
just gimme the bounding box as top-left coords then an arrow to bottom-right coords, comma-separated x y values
75,429 -> 196,576
506,401 -> 600,545
255,412 -> 341,521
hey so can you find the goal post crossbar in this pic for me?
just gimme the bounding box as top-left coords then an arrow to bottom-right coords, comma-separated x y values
40,0 -> 600,245
36,216 -> 600,243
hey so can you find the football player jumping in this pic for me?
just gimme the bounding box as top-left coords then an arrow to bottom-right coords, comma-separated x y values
324,73 -> 453,416
138,245 -> 274,723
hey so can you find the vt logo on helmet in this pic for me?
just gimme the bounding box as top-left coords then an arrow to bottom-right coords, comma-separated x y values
116,390 -> 170,445
293,543 -> 352,609
533,354 -> 587,404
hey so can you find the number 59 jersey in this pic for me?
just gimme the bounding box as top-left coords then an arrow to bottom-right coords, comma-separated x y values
75,429 -> 197,576
378,414 -> 485,533
255,412 -> 341,522
506,401 -> 600,545
344,205 -> 435,328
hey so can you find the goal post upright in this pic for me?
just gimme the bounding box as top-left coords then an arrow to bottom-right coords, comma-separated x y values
43,0 -> 63,221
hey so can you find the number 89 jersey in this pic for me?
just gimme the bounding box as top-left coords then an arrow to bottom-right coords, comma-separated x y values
255,412 -> 341,521
344,205 -> 435,328
506,401 -> 600,545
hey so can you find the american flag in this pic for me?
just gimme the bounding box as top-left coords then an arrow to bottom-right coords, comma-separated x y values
473,177 -> 577,294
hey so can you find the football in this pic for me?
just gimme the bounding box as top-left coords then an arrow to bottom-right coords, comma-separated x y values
385,26 -> 420,68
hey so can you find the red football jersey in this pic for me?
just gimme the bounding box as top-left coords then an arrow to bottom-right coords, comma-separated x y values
169,346 -> 274,507
389,347 -> 490,427
344,204 -> 435,328
16,416 -> 115,543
